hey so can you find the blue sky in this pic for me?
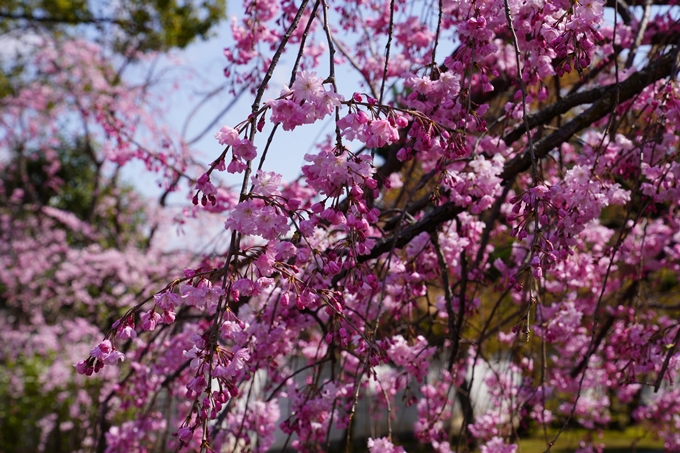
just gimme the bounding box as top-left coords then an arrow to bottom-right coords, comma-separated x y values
123,17 -> 346,202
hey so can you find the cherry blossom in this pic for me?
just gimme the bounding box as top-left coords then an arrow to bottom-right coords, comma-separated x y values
5,0 -> 680,451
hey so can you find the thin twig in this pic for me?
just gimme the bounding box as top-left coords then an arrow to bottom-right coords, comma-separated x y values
378,0 -> 396,105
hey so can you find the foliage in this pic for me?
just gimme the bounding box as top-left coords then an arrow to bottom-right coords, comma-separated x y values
3,0 -> 680,452
0,32 -> 192,451
1,141 -> 147,248
0,0 -> 226,52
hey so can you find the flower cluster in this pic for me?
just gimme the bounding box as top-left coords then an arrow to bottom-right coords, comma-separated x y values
267,71 -> 344,131
7,0 -> 680,451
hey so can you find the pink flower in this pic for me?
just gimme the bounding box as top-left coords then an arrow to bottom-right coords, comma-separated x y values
256,205 -> 289,240
176,427 -> 193,444
275,241 -> 297,260
213,365 -> 229,377
220,320 -> 242,339
227,157 -> 247,173
183,345 -> 203,370
225,348 -> 250,377
160,310 -> 176,324
387,335 -> 435,381
187,374 -> 207,393
195,173 -> 217,197
367,119 -> 399,148
367,437 -> 405,453
268,98 -> 316,130
575,0 -> 604,24
224,199 -> 258,232
225,200 -> 289,239
313,89 -> 344,116
113,316 -> 137,340
118,323 -> 137,340
291,71 -> 323,102
232,278 -> 255,296
74,360 -> 92,375
90,340 -> 112,359
480,437 -> 518,453
251,170 -> 282,196
337,111 -> 370,142
180,280 -> 219,309
233,139 -> 257,161
154,291 -> 181,311
103,350 -> 125,365
215,125 -> 241,146
140,310 -> 161,331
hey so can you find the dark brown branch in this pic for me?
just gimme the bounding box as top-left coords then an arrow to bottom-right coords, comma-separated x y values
604,0 -> 632,25
503,85 -> 610,146
250,0 -> 311,113
429,232 -> 458,369
458,378 -> 476,449
569,314 -> 615,379
655,324 -> 680,392
566,53 -> 619,96
359,201 -> 463,263
473,183 -> 512,268
471,77 -> 513,106
504,50 -> 676,148
500,50 -> 677,183
569,281 -> 640,379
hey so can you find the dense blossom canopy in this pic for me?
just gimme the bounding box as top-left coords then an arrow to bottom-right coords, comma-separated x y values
2,0 -> 680,451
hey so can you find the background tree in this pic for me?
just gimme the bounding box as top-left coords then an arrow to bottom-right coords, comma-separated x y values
0,0 -> 226,52
0,3 -> 225,451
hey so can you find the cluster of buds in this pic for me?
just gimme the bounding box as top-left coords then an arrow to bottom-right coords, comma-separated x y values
74,339 -> 125,376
